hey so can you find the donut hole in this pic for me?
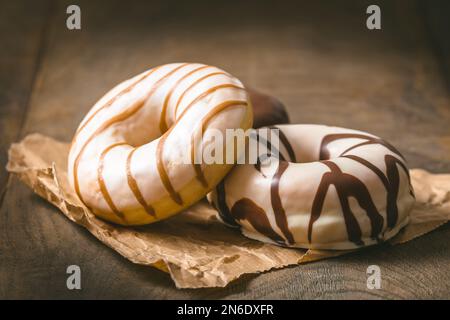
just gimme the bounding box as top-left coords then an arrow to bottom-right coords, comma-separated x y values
109,102 -> 166,148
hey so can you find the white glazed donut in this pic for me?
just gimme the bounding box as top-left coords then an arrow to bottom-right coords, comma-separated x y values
209,124 -> 415,250
68,63 -> 253,225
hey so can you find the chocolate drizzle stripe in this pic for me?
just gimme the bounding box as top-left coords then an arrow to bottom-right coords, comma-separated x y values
341,154 -> 399,229
173,71 -> 231,117
254,133 -> 285,174
384,154 -> 415,227
394,157 -> 415,197
320,133 -> 405,161
216,180 -> 239,227
307,131 -> 414,245
269,126 -> 296,162
337,134 -> 412,194
270,160 -> 295,244
340,140 -> 413,227
190,100 -> 248,187
73,65 -> 162,140
126,148 -> 156,217
159,65 -> 211,133
308,160 -> 384,245
73,63 -> 187,206
340,140 -> 377,157
231,198 -> 285,244
341,155 -> 389,188
97,142 -> 128,220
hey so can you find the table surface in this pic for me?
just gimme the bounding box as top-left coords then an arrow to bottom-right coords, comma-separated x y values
1,0 -> 449,299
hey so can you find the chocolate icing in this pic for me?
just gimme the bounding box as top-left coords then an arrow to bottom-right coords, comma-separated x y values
248,88 -> 290,128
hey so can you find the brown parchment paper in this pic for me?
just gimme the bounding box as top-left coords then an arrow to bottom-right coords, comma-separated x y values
6,133 -> 450,288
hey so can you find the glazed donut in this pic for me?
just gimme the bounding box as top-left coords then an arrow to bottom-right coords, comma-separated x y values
68,63 -> 253,225
209,124 -> 415,249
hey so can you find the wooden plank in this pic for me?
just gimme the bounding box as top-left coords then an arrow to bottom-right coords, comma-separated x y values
0,0 -> 51,204
1,0 -> 449,299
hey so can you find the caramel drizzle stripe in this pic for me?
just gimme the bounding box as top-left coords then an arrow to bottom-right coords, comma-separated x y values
173,71 -> 231,117
190,100 -> 248,187
268,126 -> 297,162
97,142 -> 128,220
178,84 -> 245,120
73,63 -> 189,206
126,148 -> 156,217
270,160 -> 295,244
159,65 -> 211,133
73,66 -> 162,140
155,85 -> 245,205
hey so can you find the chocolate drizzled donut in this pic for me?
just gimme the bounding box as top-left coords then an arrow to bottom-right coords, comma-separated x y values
247,88 -> 290,128
209,124 -> 415,250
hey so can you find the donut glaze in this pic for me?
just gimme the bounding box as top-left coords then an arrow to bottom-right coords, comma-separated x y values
209,124 -> 415,250
68,63 -> 253,225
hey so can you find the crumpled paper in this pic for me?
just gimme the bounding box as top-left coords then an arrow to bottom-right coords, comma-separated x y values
6,133 -> 450,288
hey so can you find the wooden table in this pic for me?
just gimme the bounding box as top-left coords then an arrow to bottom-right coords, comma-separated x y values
1,0 -> 449,299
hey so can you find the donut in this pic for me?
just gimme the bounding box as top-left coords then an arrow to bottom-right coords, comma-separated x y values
209,124 -> 415,249
68,63 -> 253,225
247,88 -> 290,128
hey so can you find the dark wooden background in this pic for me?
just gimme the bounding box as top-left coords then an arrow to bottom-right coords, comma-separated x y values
1,0 -> 449,299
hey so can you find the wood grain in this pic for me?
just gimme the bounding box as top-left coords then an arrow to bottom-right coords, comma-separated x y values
0,0 -> 449,299
0,1 -> 51,205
